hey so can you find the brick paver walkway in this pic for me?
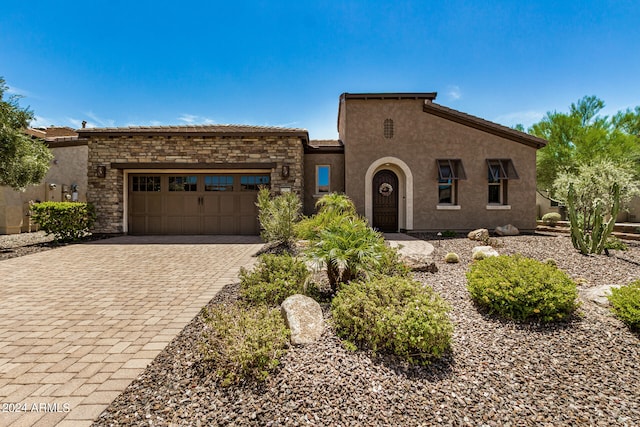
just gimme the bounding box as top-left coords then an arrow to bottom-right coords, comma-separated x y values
0,235 -> 263,427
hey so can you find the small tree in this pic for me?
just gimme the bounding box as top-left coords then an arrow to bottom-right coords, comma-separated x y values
0,77 -> 53,190
553,159 -> 639,254
306,215 -> 385,293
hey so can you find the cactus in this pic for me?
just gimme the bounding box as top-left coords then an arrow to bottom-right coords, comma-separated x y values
567,182 -> 620,254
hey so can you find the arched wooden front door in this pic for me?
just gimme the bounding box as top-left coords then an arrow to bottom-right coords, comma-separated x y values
372,169 -> 399,232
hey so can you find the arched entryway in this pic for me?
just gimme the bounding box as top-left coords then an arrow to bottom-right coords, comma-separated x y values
372,169 -> 399,232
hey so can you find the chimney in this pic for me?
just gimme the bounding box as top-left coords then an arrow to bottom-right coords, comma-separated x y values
82,120 -> 87,128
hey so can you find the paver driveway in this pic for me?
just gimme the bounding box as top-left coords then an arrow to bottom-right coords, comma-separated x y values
0,235 -> 263,427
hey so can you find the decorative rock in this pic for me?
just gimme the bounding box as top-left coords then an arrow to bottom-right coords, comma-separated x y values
400,254 -> 438,273
468,228 -> 489,241
280,294 -> 324,345
580,284 -> 621,306
495,224 -> 520,236
472,246 -> 499,258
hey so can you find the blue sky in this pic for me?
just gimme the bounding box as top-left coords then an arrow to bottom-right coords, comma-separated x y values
2,0 -> 639,140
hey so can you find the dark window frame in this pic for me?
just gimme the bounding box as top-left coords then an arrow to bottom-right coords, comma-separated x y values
486,159 -> 518,205
436,159 -> 466,205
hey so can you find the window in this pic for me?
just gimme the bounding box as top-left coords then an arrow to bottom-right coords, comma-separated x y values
383,119 -> 394,139
168,176 -> 197,191
132,176 -> 160,192
486,159 -> 518,205
436,159 -> 466,205
205,175 -> 234,191
240,175 -> 270,191
316,165 -> 330,194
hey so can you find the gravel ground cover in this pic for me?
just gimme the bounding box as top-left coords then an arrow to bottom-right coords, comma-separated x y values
90,232 -> 639,426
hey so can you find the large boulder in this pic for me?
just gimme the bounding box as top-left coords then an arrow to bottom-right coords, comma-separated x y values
580,284 -> 621,307
472,245 -> 499,259
280,294 -> 324,345
468,228 -> 489,241
495,224 -> 520,236
400,254 -> 438,273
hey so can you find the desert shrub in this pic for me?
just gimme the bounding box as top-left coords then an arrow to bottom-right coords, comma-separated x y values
200,303 -> 290,386
331,276 -> 453,364
256,188 -> 301,245
608,280 -> 640,330
541,212 -> 561,226
444,252 -> 460,263
604,235 -> 628,251
239,254 -> 309,306
373,244 -> 411,278
543,258 -> 558,267
31,202 -> 95,241
466,255 -> 579,323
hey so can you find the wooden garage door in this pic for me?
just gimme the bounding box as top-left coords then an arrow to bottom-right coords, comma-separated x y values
128,173 -> 269,235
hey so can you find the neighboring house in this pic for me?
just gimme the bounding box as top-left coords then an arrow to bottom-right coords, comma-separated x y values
0,127 -> 88,234
76,92 -> 547,236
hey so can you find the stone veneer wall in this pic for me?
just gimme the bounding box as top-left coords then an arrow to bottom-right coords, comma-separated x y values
87,134 -> 304,233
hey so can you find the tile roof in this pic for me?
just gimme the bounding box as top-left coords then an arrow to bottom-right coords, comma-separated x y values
423,101 -> 547,149
76,124 -> 308,136
308,139 -> 343,148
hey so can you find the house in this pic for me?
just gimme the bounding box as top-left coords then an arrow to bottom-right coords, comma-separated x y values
0,127 -> 88,234
78,92 -> 547,236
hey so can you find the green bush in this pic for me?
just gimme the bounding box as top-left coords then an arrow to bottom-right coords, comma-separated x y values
541,212 -> 562,226
256,188 -> 301,244
604,235 -> 628,251
444,252 -> 460,263
331,276 -> 453,364
239,254 -> 310,306
200,303 -> 290,386
373,244 -> 411,278
608,280 -> 640,330
31,202 -> 95,241
466,255 -> 579,323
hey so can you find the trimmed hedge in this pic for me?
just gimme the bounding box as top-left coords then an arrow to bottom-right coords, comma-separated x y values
331,276 -> 452,364
466,255 -> 579,323
608,280 -> 640,331
31,202 -> 95,241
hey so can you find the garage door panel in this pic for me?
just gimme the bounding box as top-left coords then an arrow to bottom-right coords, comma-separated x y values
239,216 -> 258,235
220,216 -> 237,234
220,196 -> 237,214
147,216 -> 163,234
128,173 -> 263,235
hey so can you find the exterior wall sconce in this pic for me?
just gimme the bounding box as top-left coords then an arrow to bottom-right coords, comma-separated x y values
96,165 -> 107,178
281,165 -> 290,178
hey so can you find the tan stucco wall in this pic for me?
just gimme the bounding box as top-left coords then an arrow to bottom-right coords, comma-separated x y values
0,143 -> 88,234
303,152 -> 345,216
340,98 -> 539,232
87,134 -> 305,233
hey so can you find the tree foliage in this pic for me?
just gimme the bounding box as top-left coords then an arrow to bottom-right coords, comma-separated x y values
530,96 -> 640,194
0,77 -> 53,190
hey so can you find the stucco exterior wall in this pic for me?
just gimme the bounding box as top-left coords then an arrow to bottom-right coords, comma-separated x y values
87,134 -> 305,233
303,151 -> 345,216
341,98 -> 539,232
0,143 -> 88,234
